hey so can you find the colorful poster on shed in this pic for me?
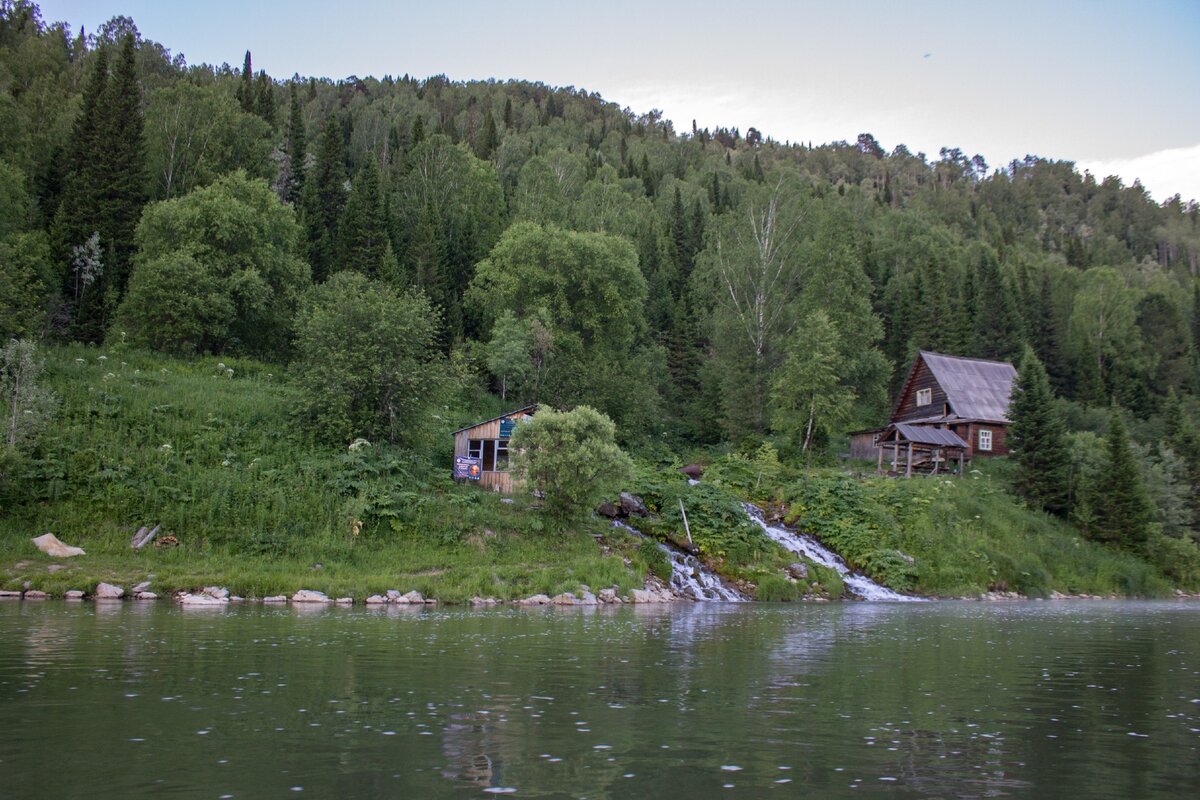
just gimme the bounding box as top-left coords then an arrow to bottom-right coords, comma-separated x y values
499,417 -> 516,438
454,456 -> 482,481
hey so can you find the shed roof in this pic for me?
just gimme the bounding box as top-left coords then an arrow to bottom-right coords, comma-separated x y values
452,405 -> 537,436
886,423 -> 969,448
908,351 -> 1017,423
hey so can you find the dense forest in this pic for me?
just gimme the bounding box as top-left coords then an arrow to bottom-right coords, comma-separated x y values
3,2 -> 1200,582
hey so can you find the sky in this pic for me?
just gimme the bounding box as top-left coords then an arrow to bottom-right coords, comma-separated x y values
36,0 -> 1200,202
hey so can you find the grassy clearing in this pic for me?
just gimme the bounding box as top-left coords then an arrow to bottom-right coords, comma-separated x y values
0,345 -> 645,600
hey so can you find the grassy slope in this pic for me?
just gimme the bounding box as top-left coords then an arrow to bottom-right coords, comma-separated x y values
777,466 -> 1176,597
0,345 -> 648,600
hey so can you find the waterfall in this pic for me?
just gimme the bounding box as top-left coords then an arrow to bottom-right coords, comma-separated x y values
742,504 -> 923,602
610,521 -> 746,602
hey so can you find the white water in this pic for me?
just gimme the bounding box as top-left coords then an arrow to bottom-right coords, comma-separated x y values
611,521 -> 745,602
742,504 -> 922,602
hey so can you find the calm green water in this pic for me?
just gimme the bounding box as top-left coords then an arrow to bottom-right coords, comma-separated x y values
1,601 -> 1198,798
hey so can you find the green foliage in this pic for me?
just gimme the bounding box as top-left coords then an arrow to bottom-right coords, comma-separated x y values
510,405 -> 635,519
780,469 -> 1171,597
636,538 -> 672,583
117,171 -> 308,356
1084,409 -> 1154,549
1,338 -> 58,449
1008,347 -> 1071,515
0,231 -> 53,338
753,572 -> 799,602
770,309 -> 855,454
291,271 -> 442,446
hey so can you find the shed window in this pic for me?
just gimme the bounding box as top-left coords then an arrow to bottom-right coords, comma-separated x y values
468,439 -> 510,472
916,388 -> 932,406
978,429 -> 992,451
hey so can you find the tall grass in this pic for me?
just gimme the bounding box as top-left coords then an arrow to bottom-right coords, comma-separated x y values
0,345 -> 643,599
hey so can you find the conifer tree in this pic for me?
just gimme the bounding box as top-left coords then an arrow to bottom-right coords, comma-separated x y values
337,163 -> 387,278
1086,408 -> 1154,549
254,72 -> 275,126
54,45 -> 108,271
411,114 -> 425,147
236,51 -> 254,113
303,112 -> 347,282
640,153 -> 653,196
971,247 -> 1021,360
1009,347 -> 1071,516
284,85 -> 306,206
475,111 -> 498,160
502,96 -> 513,129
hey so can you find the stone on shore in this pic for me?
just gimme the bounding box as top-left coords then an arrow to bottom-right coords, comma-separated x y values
94,582 -> 124,599
292,589 -> 332,603
551,593 -> 578,605
203,586 -> 230,600
0,590 -> 21,598
385,589 -> 402,601
397,590 -> 424,604
597,588 -> 620,604
64,590 -> 85,600
618,492 -> 648,517
32,533 -> 85,558
262,595 -> 287,603
578,591 -> 598,605
135,592 -> 157,600
335,597 -> 353,605
24,590 -> 48,599
131,581 -> 152,594
179,592 -> 227,606
521,594 -> 551,606
629,589 -> 659,604
365,594 -> 388,605
470,596 -> 499,607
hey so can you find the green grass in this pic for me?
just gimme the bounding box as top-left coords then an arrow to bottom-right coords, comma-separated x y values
0,345 -> 645,600
779,467 -> 1177,597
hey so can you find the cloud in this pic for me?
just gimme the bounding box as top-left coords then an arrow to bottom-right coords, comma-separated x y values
1074,143 -> 1200,204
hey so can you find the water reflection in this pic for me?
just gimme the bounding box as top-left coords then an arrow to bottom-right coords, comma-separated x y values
0,601 -> 1197,799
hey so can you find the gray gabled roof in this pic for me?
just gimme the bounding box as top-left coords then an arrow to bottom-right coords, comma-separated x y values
919,351 -> 1017,423
886,423 -> 969,448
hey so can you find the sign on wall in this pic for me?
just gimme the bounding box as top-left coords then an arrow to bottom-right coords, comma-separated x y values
499,418 -> 516,438
453,456 -> 482,481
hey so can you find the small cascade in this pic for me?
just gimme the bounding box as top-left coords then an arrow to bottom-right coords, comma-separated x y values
742,504 -> 922,602
611,521 -> 745,602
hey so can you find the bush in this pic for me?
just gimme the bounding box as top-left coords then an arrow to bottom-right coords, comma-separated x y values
291,272 -> 442,446
637,538 -> 671,583
510,406 -> 634,519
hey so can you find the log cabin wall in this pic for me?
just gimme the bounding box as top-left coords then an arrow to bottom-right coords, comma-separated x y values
893,359 -> 950,422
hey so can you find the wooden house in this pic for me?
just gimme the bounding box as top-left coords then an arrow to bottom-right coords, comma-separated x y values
850,351 -> 1017,471
452,405 -> 536,493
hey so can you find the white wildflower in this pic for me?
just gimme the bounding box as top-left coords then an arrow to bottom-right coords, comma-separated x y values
160,443 -> 173,451
225,368 -> 234,378
74,358 -> 85,364
97,355 -> 107,361
348,438 -> 371,451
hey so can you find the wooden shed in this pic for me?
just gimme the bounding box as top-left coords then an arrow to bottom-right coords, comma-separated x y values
877,423 -> 969,477
452,405 -> 536,494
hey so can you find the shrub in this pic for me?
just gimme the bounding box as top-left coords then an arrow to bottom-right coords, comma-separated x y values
754,573 -> 798,602
510,406 -> 634,519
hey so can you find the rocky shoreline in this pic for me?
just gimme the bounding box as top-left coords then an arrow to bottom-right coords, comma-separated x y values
3,582 -> 1199,605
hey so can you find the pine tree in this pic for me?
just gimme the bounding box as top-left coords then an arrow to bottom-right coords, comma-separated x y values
1086,408 -> 1154,549
54,45 -> 108,271
502,96 -> 513,129
337,163 -> 387,278
669,187 -> 687,275
236,51 -> 254,113
1009,347 -> 1071,515
687,199 -> 705,280
284,85 -> 306,206
640,153 -> 653,196
411,114 -> 425,147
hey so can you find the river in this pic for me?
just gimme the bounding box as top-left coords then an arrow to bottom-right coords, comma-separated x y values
1,600 -> 1197,798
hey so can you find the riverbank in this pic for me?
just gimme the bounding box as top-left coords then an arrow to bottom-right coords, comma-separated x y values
2,345 -> 1195,603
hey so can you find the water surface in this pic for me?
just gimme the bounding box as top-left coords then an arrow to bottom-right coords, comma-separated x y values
1,600 -> 1197,798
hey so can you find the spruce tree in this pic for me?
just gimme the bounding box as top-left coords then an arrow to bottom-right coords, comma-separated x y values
1008,347 -> 1071,516
411,115 -> 425,147
971,247 -> 1022,360
254,72 -> 275,126
284,85 -> 306,206
475,111 -> 498,160
337,163 -> 387,278
54,45 -> 108,272
1087,408 -> 1154,550
303,113 -> 347,282
236,51 -> 254,113
502,96 -> 513,129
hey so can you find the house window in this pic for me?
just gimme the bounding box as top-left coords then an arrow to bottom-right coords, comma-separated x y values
916,388 -> 932,406
468,439 -> 483,460
468,439 -> 510,471
496,440 -> 510,471
978,429 -> 993,452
